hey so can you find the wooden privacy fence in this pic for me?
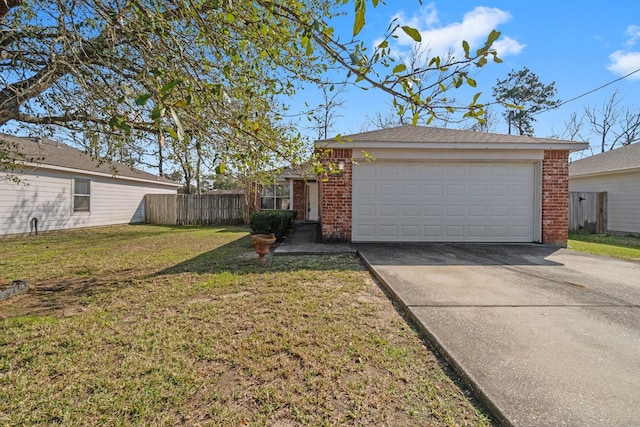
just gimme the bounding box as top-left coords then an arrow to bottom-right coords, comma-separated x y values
146,193 -> 245,225
569,191 -> 607,234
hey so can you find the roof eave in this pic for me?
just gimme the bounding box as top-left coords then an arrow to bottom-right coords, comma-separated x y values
16,161 -> 181,187
570,166 -> 640,178
315,141 -> 589,152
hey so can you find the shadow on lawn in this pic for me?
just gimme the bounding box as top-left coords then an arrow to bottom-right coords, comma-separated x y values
153,235 -> 360,277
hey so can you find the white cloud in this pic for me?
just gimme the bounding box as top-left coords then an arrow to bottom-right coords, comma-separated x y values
625,25 -> 640,47
493,36 -> 525,57
607,50 -> 640,79
391,5 -> 524,59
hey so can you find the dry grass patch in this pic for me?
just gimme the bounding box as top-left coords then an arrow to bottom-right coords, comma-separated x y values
1,225 -> 491,426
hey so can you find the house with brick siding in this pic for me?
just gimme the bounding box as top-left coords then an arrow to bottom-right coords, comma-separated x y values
569,142 -> 640,236
315,125 -> 588,245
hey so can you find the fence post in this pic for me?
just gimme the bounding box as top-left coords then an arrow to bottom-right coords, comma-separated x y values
596,192 -> 607,234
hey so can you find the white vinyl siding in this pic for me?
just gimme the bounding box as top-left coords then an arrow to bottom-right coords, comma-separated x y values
0,168 -> 176,235
352,161 -> 536,242
569,171 -> 640,234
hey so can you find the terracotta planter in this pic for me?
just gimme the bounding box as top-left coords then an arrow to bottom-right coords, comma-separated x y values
252,233 -> 276,262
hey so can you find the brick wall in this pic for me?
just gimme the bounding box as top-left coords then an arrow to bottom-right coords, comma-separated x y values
318,148 -> 352,242
316,148 -> 570,245
542,150 -> 569,245
292,180 -> 306,220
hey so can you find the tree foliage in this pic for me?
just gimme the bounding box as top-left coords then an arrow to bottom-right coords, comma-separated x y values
1,0 -> 504,186
557,90 -> 640,154
493,67 -> 560,136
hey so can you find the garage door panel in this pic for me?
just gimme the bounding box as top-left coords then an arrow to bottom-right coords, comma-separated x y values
424,225 -> 443,237
468,205 -> 487,216
401,225 -> 420,237
425,184 -> 442,196
379,184 -> 397,196
352,162 -> 535,242
468,184 -> 487,196
402,205 -> 420,217
356,225 -> 375,238
379,205 -> 397,216
491,184 -> 509,196
356,204 -> 375,216
445,226 -> 464,237
402,184 -> 420,196
379,225 -> 398,236
446,184 -> 465,196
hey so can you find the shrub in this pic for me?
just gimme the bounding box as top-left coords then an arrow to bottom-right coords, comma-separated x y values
249,210 -> 297,239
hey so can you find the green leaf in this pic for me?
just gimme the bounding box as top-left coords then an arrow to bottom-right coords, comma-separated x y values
462,40 -> 470,58
411,112 -> 419,126
160,79 -> 182,94
466,77 -> 477,87
487,29 -> 501,45
353,9 -> 365,36
135,94 -> 152,106
401,26 -> 422,42
215,163 -> 226,174
151,107 -> 164,120
378,40 -> 388,49
392,64 -> 406,74
165,127 -> 178,140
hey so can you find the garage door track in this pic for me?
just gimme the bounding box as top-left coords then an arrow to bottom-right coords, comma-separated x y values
358,243 -> 640,426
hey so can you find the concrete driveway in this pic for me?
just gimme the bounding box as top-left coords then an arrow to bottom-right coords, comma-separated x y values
357,243 -> 640,427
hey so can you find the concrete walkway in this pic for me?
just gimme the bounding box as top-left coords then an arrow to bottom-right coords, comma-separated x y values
273,222 -> 356,255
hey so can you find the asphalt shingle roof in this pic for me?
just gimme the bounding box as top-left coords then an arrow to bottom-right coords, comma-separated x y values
316,124 -> 579,145
569,143 -> 640,177
2,133 -> 177,185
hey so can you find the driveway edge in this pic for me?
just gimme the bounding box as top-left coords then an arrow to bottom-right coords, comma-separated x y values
357,250 -> 512,427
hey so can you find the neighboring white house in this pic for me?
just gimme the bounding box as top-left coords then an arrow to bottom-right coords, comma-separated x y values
1,134 -> 180,236
569,143 -> 640,235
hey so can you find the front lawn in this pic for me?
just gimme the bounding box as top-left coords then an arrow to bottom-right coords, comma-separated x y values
568,232 -> 640,262
0,225 -> 490,426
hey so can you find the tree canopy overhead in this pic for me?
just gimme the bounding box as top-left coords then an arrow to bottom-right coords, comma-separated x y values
1,0 -> 504,183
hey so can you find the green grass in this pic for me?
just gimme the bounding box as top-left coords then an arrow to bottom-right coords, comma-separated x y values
568,232 -> 640,262
0,225 -> 490,426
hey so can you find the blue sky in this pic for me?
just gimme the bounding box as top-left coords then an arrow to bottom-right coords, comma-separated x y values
292,1 -> 640,155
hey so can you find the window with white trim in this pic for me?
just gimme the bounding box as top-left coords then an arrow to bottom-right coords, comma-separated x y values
260,184 -> 290,210
73,178 -> 91,212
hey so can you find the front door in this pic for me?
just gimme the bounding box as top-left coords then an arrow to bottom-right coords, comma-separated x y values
307,182 -> 319,221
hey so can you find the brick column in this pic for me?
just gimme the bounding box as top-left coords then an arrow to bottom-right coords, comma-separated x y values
292,180 -> 306,220
318,148 -> 352,242
542,150 -> 569,245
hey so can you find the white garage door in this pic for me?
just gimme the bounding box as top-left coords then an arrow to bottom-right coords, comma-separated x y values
352,162 -> 535,242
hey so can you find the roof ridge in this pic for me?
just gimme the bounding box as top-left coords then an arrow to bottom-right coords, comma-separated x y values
2,133 -> 178,185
